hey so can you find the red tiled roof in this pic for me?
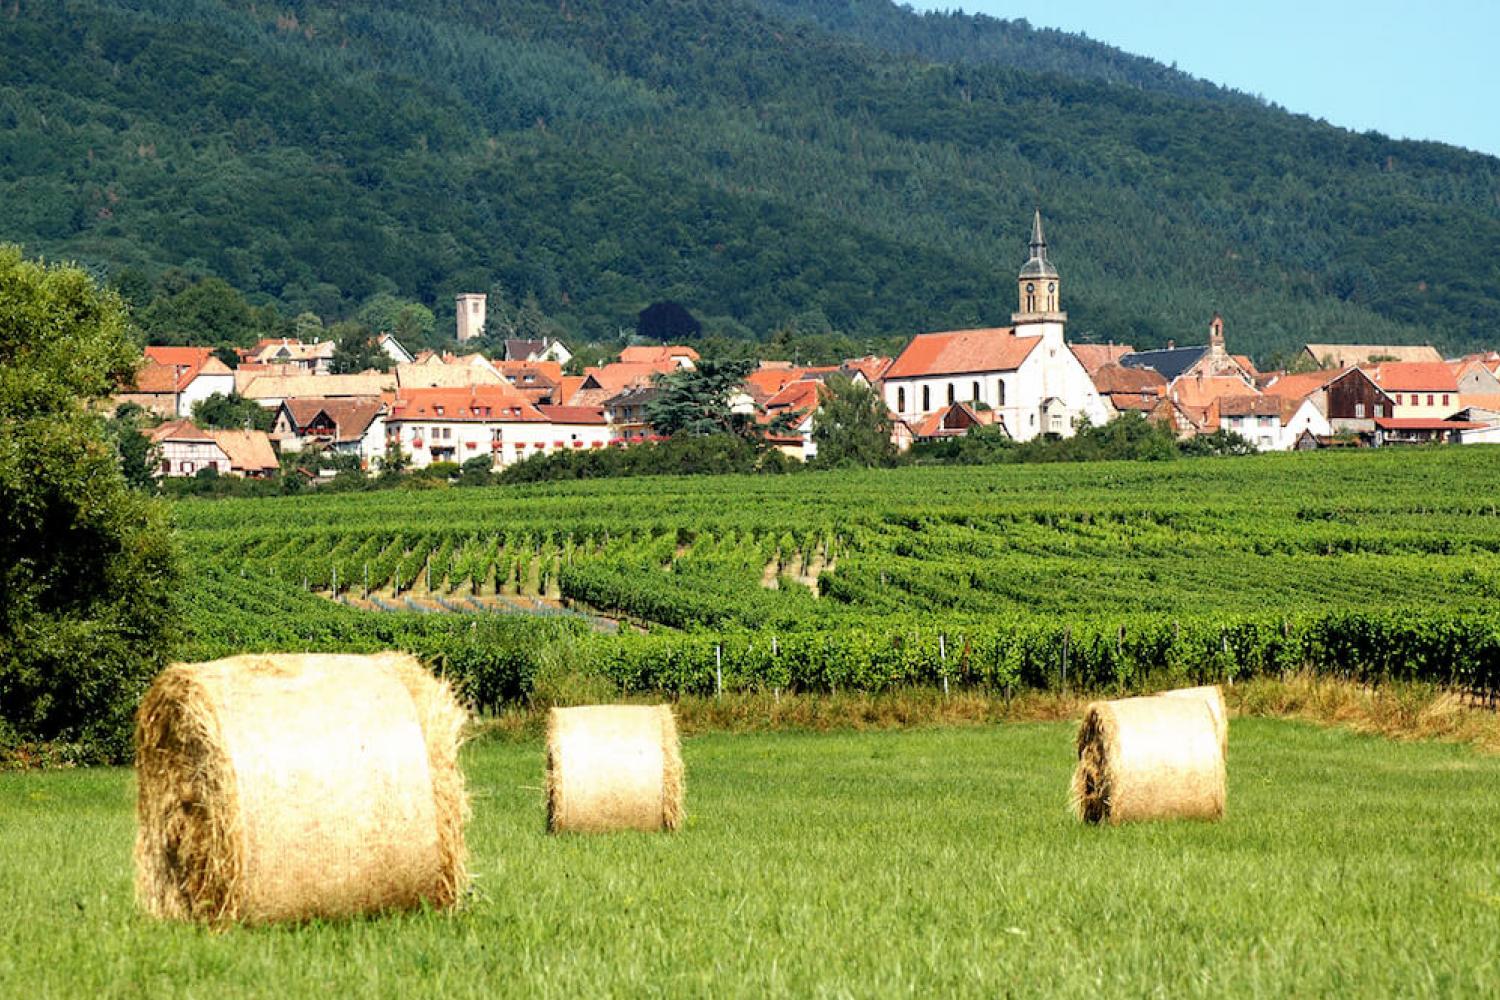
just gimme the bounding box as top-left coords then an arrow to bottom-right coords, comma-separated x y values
1091,363 -> 1165,394
1261,369 -> 1340,400
911,401 -> 997,438
764,380 -> 824,412
619,345 -> 699,364
536,405 -> 607,425
580,362 -> 668,394
144,346 -> 214,368
1068,343 -> 1134,375
842,356 -> 892,382
148,418 -> 215,443
388,386 -> 544,422
129,362 -> 181,394
885,328 -> 1040,379
1362,362 -> 1459,393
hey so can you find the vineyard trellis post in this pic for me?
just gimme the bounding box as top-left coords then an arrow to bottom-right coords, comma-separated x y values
715,644 -> 723,698
940,633 -> 948,697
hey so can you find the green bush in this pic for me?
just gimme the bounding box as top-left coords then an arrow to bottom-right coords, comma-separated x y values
0,247 -> 180,762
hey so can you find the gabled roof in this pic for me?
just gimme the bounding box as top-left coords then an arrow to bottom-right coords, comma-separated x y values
148,418 -> 217,444
602,385 -> 660,409
911,401 -> 999,439
764,380 -> 824,413
144,346 -> 215,368
208,430 -> 279,473
1375,417 -> 1485,431
1120,346 -> 1208,383
1361,362 -> 1459,393
134,350 -> 231,392
1305,344 -> 1442,367
387,385 -> 544,422
1068,343 -> 1135,375
842,355 -> 892,383
1218,394 -> 1297,420
885,328 -> 1040,379
504,338 -> 549,361
497,360 -> 563,386
247,338 -> 336,364
1170,374 -> 1258,410
280,397 -> 385,442
128,362 -> 182,394
579,362 -> 665,395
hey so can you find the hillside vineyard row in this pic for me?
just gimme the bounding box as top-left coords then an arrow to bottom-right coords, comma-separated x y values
181,449 -> 1500,705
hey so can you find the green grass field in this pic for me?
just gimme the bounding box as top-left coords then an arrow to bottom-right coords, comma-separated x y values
4,720 -> 1498,998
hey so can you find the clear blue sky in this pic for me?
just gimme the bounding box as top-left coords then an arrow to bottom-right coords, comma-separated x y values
908,1 -> 1500,157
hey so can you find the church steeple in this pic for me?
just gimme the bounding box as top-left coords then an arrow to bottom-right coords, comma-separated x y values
1015,209 -> 1063,324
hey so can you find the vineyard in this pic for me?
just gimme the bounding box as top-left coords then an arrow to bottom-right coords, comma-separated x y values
177,448 -> 1500,707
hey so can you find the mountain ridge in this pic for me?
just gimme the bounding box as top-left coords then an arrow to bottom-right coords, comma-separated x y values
1,0 -> 1496,359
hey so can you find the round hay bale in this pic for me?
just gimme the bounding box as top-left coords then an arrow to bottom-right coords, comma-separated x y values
1071,695 -> 1225,825
1161,684 -> 1229,759
546,704 -> 684,833
134,652 -> 468,924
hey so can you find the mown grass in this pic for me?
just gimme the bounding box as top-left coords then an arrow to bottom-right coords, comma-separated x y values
3,720 -> 1498,998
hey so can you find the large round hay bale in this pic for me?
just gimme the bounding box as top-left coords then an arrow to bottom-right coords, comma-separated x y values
134,652 -> 468,924
1071,695 -> 1225,825
1161,684 -> 1228,758
546,704 -> 684,833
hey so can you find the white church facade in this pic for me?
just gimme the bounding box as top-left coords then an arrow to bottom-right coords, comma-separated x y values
882,212 -> 1110,441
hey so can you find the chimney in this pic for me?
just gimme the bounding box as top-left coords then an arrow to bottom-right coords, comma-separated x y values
1167,339 -> 1175,350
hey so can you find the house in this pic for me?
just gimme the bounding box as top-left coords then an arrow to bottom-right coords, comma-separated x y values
1451,405 -> 1500,445
1164,373 -> 1262,436
385,385 -> 599,469
1120,315 -> 1257,386
503,337 -> 573,366
1373,417 -> 1486,446
1090,363 -> 1166,416
883,211 -> 1110,441
536,406 -> 612,452
1361,362 -> 1460,419
119,347 -> 235,417
569,362 -> 666,406
239,372 -> 396,409
619,345 -> 699,370
1451,358 -> 1500,395
497,360 -> 565,405
147,420 -> 278,478
244,338 -> 336,374
1217,394 -> 1330,451
602,385 -> 661,442
1262,367 -> 1394,438
1303,343 -> 1442,369
377,333 -> 414,365
759,380 -> 825,461
911,401 -> 1004,443
272,397 -> 388,467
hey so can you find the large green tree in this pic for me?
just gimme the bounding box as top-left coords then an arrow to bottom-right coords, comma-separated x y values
0,246 -> 179,761
810,374 -> 897,468
192,391 -> 274,432
644,359 -> 759,438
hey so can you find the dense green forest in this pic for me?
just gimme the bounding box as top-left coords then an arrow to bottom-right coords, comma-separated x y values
3,0 -> 1498,360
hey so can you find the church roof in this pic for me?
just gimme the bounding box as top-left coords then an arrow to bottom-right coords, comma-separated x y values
1018,210 -> 1060,280
885,328 -> 1040,379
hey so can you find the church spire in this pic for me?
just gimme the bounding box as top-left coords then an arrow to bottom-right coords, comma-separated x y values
1015,209 -> 1063,323
1029,208 -> 1047,262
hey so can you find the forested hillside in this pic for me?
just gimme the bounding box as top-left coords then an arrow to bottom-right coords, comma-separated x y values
3,0 -> 1498,359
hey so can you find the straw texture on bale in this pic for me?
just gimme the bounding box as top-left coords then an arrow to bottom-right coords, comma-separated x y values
134,652 -> 468,924
546,705 -> 684,833
1161,684 -> 1229,759
1071,695 -> 1225,825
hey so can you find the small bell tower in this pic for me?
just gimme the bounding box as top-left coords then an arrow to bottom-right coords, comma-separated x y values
1012,209 -> 1066,331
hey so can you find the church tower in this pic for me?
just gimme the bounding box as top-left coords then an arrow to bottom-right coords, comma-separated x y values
1012,209 -> 1066,327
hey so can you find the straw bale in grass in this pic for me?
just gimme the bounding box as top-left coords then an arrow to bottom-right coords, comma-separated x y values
1161,684 -> 1229,758
134,652 -> 468,924
546,704 -> 684,833
1071,695 -> 1225,824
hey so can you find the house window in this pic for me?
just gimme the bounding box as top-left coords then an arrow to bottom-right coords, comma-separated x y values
922,386 -> 930,411
1427,394 -> 1435,406
1354,403 -> 1366,418
996,380 -> 1006,407
160,459 -> 170,473
971,380 -> 981,403
947,384 -> 955,405
434,405 -> 444,415
1259,416 -> 1272,428
897,387 -> 906,412
1442,394 -> 1450,406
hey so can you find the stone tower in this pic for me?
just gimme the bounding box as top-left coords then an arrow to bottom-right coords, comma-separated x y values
1013,209 -> 1065,325
455,292 -> 487,343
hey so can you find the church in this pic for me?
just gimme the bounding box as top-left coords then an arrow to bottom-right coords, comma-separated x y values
882,212 -> 1110,442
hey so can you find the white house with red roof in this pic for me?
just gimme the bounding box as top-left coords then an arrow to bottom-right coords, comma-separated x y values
1361,362 -> 1460,420
385,386 -> 608,470
882,212 -> 1109,441
120,347 -> 235,417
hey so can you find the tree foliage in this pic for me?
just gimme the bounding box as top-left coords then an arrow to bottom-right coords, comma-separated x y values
811,374 -> 896,468
329,320 -> 392,374
0,246 -> 178,761
192,392 -> 274,431
645,359 -> 759,438
3,0 -> 1494,362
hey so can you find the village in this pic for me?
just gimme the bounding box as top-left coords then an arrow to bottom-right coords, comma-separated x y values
114,213 -> 1500,479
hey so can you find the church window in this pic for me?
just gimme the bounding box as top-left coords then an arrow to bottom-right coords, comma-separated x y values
971,381 -> 981,403
996,380 -> 1006,406
922,386 -> 930,411
897,387 -> 906,412
947,384 -> 955,405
